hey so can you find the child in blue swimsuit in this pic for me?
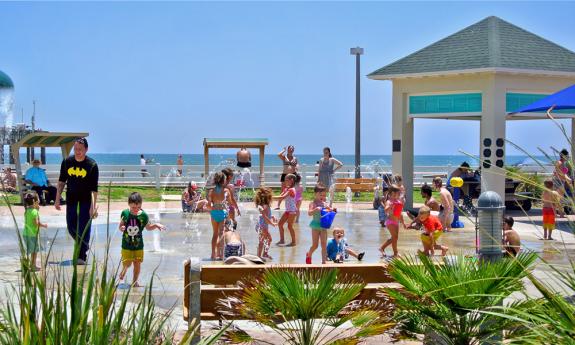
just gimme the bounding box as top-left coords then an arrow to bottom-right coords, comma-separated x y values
306,183 -> 329,264
208,172 -> 233,260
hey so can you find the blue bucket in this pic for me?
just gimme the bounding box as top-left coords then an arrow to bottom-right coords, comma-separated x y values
320,208 -> 337,229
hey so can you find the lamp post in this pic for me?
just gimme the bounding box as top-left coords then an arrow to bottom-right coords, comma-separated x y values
350,47 -> 363,180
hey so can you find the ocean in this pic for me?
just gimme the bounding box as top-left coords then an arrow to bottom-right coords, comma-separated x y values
22,153 -> 547,167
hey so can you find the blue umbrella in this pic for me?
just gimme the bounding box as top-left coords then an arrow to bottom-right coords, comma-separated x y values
511,84 -> 575,114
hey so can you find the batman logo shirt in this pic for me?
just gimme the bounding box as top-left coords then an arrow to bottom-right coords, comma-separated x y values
59,156 -> 99,202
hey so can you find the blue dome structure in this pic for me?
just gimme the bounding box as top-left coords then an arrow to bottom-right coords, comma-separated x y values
0,70 -> 14,88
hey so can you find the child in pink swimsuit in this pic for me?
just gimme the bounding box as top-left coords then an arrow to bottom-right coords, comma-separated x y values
255,187 -> 277,259
277,174 -> 297,246
380,185 -> 403,258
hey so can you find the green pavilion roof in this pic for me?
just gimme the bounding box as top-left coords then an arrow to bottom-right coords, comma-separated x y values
203,138 -> 268,143
0,70 -> 14,88
368,16 -> 575,79
16,132 -> 89,147
204,138 -> 268,145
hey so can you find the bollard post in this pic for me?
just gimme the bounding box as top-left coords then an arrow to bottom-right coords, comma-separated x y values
476,191 -> 504,344
155,163 -> 161,191
187,257 -> 202,344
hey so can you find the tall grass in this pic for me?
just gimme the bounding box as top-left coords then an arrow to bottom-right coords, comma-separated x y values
0,183 -> 220,344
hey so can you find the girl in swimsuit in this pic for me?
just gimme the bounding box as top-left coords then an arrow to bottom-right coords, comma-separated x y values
208,172 -> 233,260
222,168 -> 241,228
255,187 -> 278,259
380,185 -> 403,258
306,183 -> 329,264
277,174 -> 298,246
276,145 -> 298,209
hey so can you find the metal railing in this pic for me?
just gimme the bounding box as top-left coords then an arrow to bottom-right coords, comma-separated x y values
7,163 -> 555,191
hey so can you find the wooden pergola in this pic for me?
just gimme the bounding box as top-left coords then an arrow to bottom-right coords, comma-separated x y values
203,138 -> 268,185
11,132 -> 89,200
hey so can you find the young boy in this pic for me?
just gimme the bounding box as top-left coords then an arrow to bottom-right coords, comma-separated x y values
23,191 -> 48,270
433,177 -> 454,232
326,227 -> 365,263
119,192 -> 165,287
222,221 -> 246,260
377,185 -> 389,227
502,216 -> 521,257
418,206 -> 448,257
406,183 -> 441,229
542,179 -> 561,240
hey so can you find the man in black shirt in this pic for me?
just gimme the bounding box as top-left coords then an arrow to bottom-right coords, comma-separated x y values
55,138 -> 99,264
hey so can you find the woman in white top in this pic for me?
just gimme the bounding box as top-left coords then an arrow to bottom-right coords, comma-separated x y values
140,154 -> 147,177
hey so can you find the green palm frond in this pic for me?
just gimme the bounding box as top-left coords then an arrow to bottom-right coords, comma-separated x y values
219,267 -> 393,345
384,252 -> 538,344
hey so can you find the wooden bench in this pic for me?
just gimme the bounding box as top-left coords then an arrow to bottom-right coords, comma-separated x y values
183,261 -> 400,325
334,178 -> 377,192
161,194 -> 181,201
421,173 -> 447,179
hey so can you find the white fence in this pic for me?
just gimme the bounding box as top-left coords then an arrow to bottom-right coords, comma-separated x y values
10,162 -> 555,190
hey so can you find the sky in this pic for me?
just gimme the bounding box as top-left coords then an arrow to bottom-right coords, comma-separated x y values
1,1 -> 574,155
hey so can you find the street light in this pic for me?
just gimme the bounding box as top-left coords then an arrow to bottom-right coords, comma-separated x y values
350,47 -> 364,180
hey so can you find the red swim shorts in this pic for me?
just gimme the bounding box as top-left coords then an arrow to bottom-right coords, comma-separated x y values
542,207 -> 555,227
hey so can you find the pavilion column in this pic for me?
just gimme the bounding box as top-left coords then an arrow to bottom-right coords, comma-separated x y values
480,76 -> 506,200
204,144 -> 209,179
259,147 -> 265,186
391,90 -> 414,208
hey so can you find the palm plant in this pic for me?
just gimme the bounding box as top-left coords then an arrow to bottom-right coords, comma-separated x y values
384,252 -> 538,345
219,268 -> 393,345
483,258 -> 575,345
0,184 -> 223,344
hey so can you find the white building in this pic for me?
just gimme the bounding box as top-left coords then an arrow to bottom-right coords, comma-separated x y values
369,16 -> 575,207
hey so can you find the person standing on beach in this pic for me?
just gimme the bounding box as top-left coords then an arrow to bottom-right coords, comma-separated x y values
207,172 -> 233,260
177,154 -> 184,177
222,167 -> 241,229
55,138 -> 99,265
380,185 -> 403,258
277,174 -> 298,247
276,145 -> 298,209
553,149 -> 571,217
140,154 -> 147,177
433,177 -> 454,232
317,147 -> 343,201
306,183 -> 328,264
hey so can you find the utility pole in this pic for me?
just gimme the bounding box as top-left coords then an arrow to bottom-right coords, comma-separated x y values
350,47 -> 364,179
32,100 -> 36,131
31,101 -> 36,161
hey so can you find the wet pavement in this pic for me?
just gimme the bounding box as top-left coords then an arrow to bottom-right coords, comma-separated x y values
0,201 -> 574,341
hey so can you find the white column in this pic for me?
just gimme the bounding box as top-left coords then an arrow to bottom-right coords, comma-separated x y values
480,75 -> 506,200
391,89 -> 414,208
